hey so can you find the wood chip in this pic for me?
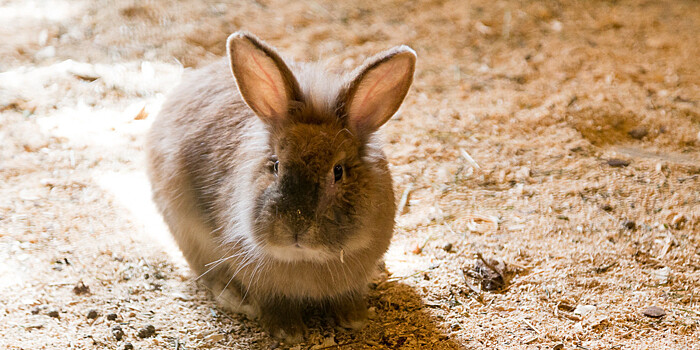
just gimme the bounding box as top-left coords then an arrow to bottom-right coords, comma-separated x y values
520,318 -> 541,335
652,267 -> 671,285
396,183 -> 413,215
593,262 -> 617,273
573,304 -> 596,317
587,314 -> 608,328
459,148 -> 480,170
560,312 -> 582,321
24,324 -> 44,330
522,335 -> 538,344
670,214 -> 687,229
204,333 -> 225,342
172,292 -> 193,301
66,62 -> 101,81
464,214 -> 499,233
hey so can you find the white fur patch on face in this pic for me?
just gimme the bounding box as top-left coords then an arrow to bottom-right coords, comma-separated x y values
293,63 -> 343,117
265,244 -> 335,263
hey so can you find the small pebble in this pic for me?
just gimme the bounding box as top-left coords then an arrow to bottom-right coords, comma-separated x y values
47,309 -> 60,318
601,204 -> 613,212
112,325 -> 124,341
642,306 -> 666,318
553,344 -> 564,350
607,158 -> 630,167
106,313 -> 118,321
31,306 -> 47,315
73,281 -> 90,295
123,343 -> 134,350
622,220 -> 636,230
628,127 -> 648,140
318,336 -> 337,348
442,243 -> 453,252
87,309 -> 99,319
137,325 -> 156,338
367,306 -> 377,319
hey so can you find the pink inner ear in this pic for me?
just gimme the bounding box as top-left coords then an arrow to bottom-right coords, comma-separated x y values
250,53 -> 282,109
347,54 -> 413,133
354,61 -> 397,116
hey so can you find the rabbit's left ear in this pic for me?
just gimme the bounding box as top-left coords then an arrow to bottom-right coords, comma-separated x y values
342,46 -> 416,136
227,31 -> 302,125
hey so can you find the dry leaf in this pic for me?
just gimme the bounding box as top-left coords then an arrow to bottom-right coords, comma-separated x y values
134,106 -> 149,120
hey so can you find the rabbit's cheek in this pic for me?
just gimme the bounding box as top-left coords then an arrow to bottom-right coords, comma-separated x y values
318,187 -> 336,214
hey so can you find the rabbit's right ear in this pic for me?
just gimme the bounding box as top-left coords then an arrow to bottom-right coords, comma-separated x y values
227,32 -> 302,125
342,46 -> 416,137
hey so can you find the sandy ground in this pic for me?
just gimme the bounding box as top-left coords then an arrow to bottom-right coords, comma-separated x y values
1,0 -> 699,349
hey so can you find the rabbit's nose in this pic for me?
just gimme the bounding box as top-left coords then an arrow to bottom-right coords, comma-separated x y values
279,173 -> 319,216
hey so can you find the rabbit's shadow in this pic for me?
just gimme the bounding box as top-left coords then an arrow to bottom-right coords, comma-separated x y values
205,280 -> 462,348
347,281 -> 461,349
294,280 -> 462,349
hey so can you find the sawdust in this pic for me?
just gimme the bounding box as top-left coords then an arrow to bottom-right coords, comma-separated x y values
1,0 -> 699,349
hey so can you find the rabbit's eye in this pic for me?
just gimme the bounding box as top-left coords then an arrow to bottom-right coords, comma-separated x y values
333,164 -> 344,182
273,161 -> 279,175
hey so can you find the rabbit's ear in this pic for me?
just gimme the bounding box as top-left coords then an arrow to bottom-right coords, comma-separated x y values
343,46 -> 416,135
227,32 -> 302,125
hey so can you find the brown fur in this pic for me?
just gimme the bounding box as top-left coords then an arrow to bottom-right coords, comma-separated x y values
146,32 -> 415,341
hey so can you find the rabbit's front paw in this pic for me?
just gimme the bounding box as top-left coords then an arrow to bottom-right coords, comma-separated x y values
259,303 -> 305,343
333,296 -> 368,331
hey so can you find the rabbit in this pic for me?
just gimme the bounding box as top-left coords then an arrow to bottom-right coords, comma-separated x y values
146,31 -> 415,342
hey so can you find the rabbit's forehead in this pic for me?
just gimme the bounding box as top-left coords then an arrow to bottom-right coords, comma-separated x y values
277,123 -> 357,162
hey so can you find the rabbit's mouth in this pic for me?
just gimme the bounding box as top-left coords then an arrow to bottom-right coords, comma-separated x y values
264,243 -> 336,263
258,216 -> 340,262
